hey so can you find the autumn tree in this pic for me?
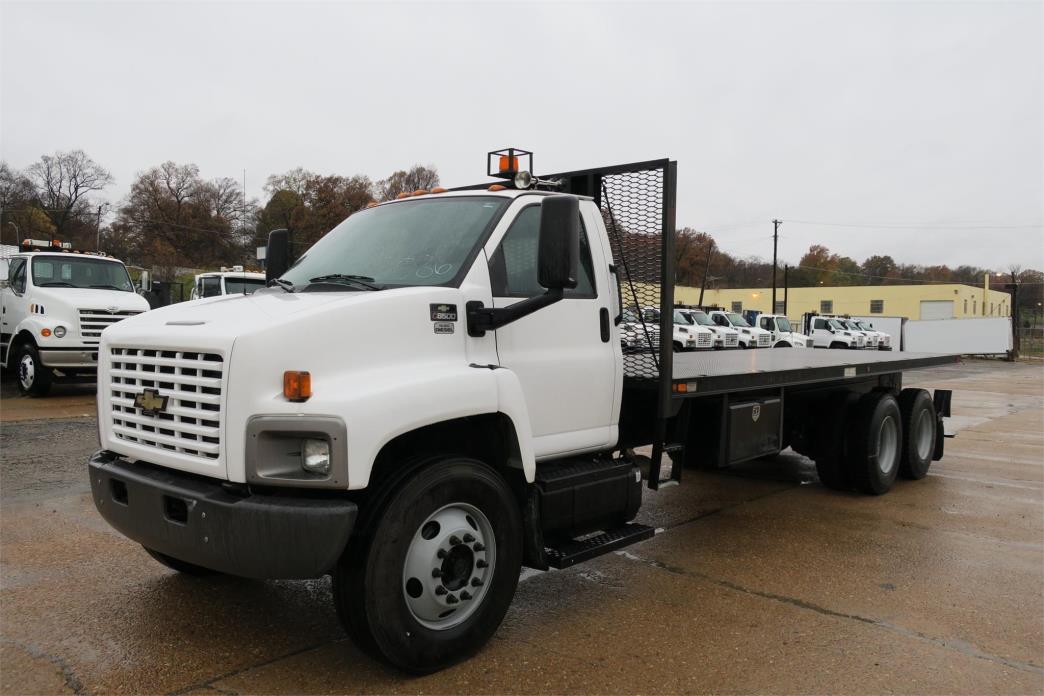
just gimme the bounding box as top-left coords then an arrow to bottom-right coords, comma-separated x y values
257,169 -> 375,250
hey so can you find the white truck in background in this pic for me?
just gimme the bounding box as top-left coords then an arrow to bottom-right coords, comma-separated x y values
0,240 -> 149,395
190,267 -> 266,299
755,314 -> 809,348
707,309 -> 772,348
643,306 -> 714,351
851,319 -> 893,350
676,307 -> 740,349
802,314 -> 864,349
86,152 -> 957,674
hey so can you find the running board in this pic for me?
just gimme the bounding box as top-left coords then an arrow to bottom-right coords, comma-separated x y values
544,523 -> 655,569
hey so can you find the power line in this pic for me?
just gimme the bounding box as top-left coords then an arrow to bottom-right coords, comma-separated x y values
792,263 -> 1044,285
785,219 -> 1043,230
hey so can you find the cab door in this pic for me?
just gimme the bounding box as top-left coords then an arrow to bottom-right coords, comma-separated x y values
486,199 -> 619,459
1,258 -> 27,365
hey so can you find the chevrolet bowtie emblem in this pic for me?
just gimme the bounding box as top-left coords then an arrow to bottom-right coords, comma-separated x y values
134,388 -> 169,417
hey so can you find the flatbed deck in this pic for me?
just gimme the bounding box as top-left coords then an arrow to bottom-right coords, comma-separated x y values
669,349 -> 961,396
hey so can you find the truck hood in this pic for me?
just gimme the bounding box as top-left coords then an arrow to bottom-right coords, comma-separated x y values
31,287 -> 149,313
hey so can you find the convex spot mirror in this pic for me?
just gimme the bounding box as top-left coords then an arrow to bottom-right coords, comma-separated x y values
537,195 -> 579,291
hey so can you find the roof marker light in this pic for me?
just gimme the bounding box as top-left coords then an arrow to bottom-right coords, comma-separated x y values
488,184 -> 507,191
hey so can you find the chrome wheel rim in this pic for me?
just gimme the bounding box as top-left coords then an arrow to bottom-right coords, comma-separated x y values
915,409 -> 934,461
877,415 -> 899,475
402,503 -> 495,630
18,354 -> 35,390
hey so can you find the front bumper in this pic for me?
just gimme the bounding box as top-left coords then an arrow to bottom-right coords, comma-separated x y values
89,451 -> 357,579
40,348 -> 99,369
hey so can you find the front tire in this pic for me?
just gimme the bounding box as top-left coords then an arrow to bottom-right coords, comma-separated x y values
333,457 -> 522,673
14,343 -> 52,397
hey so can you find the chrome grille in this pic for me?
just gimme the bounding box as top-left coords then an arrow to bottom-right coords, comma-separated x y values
79,309 -> 141,345
757,333 -> 771,347
697,332 -> 712,347
109,347 -> 223,461
725,333 -> 739,347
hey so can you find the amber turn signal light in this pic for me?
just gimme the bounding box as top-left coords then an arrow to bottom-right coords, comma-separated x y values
283,371 -> 312,402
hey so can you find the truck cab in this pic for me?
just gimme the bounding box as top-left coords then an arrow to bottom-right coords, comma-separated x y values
0,240 -> 149,395
835,317 -> 877,349
707,309 -> 772,348
803,314 -> 861,349
190,267 -> 266,299
676,307 -> 739,349
756,314 -> 808,348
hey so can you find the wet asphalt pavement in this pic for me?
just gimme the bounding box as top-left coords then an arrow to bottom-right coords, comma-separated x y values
1,360 -> 1042,694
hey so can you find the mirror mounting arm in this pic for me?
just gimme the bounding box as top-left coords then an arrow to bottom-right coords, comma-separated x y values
466,289 -> 565,337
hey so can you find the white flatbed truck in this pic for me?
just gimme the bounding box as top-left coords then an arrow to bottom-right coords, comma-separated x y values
88,152 -> 958,673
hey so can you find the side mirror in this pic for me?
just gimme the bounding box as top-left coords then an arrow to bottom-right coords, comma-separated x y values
266,229 -> 291,282
139,270 -> 152,293
537,195 -> 579,290
0,279 -> 8,290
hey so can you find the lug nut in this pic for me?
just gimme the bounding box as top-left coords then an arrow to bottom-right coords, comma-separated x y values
476,559 -> 488,569
446,594 -> 459,604
449,535 -> 461,546
431,568 -> 442,578
437,549 -> 447,559
463,533 -> 475,543
435,586 -> 447,595
471,577 -> 483,587
460,591 -> 472,601
473,543 -> 485,552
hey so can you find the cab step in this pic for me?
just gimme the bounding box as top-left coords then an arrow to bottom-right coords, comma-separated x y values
544,523 -> 655,569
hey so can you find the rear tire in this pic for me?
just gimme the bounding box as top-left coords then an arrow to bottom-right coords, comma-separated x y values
143,547 -> 217,576
813,392 -> 858,491
829,341 -> 847,350
898,389 -> 936,480
333,457 -> 522,674
14,343 -> 52,397
846,392 -> 902,495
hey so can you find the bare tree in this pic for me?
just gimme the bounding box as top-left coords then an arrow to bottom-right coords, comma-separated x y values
378,165 -> 440,201
25,150 -> 113,234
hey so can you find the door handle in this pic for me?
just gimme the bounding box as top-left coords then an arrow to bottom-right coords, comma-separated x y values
599,307 -> 611,343
608,265 -> 622,325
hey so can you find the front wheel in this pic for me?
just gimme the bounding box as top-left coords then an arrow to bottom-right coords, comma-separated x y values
333,458 -> 522,673
14,343 -> 52,397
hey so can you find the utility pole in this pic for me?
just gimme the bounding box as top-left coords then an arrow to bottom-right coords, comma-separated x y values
698,238 -> 714,307
783,264 -> 789,316
95,205 -> 103,252
771,219 -> 782,312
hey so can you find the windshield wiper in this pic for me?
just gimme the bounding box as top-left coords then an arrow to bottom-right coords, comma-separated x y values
90,284 -> 127,291
268,278 -> 295,293
39,281 -> 76,287
307,274 -> 381,291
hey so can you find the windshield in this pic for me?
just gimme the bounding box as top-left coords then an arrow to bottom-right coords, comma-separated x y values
828,319 -> 847,330
726,312 -> 750,328
673,310 -> 692,325
776,317 -> 793,332
31,256 -> 133,292
689,310 -> 715,326
856,321 -> 873,331
281,197 -> 508,289
224,277 -> 265,294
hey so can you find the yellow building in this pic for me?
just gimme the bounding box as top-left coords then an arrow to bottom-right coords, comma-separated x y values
676,283 -> 1012,321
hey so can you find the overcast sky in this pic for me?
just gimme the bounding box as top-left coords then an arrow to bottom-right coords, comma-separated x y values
2,1 -> 1041,270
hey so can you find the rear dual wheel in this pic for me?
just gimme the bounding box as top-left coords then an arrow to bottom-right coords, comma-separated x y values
333,458 -> 522,674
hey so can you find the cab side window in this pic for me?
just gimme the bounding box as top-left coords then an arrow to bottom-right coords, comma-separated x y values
814,318 -> 828,330
713,314 -> 728,327
201,277 -> 222,297
9,259 -> 26,294
489,204 -> 595,298
759,317 -> 772,331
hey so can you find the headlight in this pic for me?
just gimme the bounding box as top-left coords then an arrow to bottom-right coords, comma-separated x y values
302,439 -> 331,475
53,326 -> 66,338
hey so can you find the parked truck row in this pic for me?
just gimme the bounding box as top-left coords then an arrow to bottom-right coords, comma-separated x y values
80,151 -> 957,674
